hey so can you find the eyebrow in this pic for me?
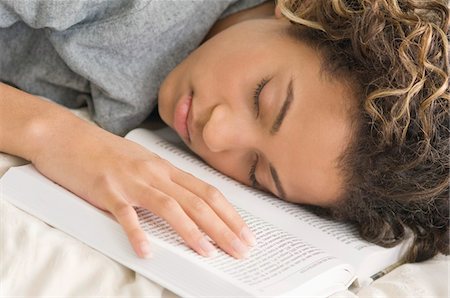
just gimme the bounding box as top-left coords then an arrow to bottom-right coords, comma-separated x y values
270,76 -> 294,135
269,164 -> 287,200
267,77 -> 294,199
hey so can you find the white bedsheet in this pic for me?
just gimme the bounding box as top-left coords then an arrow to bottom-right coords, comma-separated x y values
1,108 -> 448,297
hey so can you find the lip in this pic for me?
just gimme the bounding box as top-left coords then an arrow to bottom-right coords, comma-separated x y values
173,93 -> 193,143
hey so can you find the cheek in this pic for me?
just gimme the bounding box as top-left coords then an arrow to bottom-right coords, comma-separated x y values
194,149 -> 249,185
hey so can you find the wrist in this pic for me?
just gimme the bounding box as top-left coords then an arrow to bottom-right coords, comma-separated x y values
26,106 -> 105,168
24,107 -> 75,163
0,83 -> 88,163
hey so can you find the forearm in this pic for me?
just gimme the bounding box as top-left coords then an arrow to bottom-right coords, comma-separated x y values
0,82 -> 96,163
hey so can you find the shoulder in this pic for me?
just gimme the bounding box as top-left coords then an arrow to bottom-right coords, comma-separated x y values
0,0 -> 149,30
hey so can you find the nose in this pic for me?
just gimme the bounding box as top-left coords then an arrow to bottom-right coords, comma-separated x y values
202,104 -> 256,153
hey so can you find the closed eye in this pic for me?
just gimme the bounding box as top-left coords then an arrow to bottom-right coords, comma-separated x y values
253,78 -> 269,118
248,154 -> 261,188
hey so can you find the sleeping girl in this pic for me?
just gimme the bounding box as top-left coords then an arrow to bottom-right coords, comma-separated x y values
0,0 -> 448,263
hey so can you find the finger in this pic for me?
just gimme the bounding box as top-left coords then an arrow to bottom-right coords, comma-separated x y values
171,170 -> 256,247
132,184 -> 218,258
166,183 -> 251,259
108,200 -> 152,259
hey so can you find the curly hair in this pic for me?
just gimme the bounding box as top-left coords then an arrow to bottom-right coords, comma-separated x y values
277,0 -> 449,262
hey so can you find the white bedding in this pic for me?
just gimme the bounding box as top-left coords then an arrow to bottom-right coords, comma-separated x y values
1,108 -> 448,297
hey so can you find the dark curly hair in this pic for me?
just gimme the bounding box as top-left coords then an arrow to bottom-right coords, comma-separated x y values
277,0 -> 449,262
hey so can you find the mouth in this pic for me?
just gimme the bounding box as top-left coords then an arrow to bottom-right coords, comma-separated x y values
173,93 -> 193,143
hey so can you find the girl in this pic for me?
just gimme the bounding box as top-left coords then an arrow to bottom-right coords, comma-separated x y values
0,0 -> 448,263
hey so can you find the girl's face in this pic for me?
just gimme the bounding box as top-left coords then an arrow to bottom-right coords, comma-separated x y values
158,17 -> 354,206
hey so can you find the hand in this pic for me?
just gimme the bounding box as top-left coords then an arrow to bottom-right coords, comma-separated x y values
30,115 -> 256,259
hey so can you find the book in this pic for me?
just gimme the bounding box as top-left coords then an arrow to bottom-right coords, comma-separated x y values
0,127 -> 406,297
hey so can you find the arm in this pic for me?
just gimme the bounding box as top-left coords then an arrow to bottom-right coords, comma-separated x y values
0,83 -> 254,259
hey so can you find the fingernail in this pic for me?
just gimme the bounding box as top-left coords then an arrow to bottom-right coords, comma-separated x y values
231,238 -> 249,258
199,238 -> 217,257
240,226 -> 256,246
139,240 -> 152,259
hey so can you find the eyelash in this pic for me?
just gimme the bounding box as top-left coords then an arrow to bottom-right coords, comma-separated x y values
253,78 -> 269,118
249,154 -> 260,188
249,78 -> 269,188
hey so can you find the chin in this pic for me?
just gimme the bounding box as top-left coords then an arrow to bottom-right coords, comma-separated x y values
156,87 -> 173,127
156,102 -> 169,125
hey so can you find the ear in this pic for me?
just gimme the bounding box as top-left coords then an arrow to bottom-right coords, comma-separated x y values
274,3 -> 283,19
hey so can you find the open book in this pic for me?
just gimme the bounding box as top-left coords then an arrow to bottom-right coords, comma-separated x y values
0,127 -> 406,297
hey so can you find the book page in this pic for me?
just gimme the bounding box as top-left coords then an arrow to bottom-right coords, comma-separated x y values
134,205 -> 353,296
127,128 -> 404,280
1,165 -> 353,297
243,193 -> 406,281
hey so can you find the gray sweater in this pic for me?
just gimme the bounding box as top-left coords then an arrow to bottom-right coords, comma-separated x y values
0,0 -> 266,135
